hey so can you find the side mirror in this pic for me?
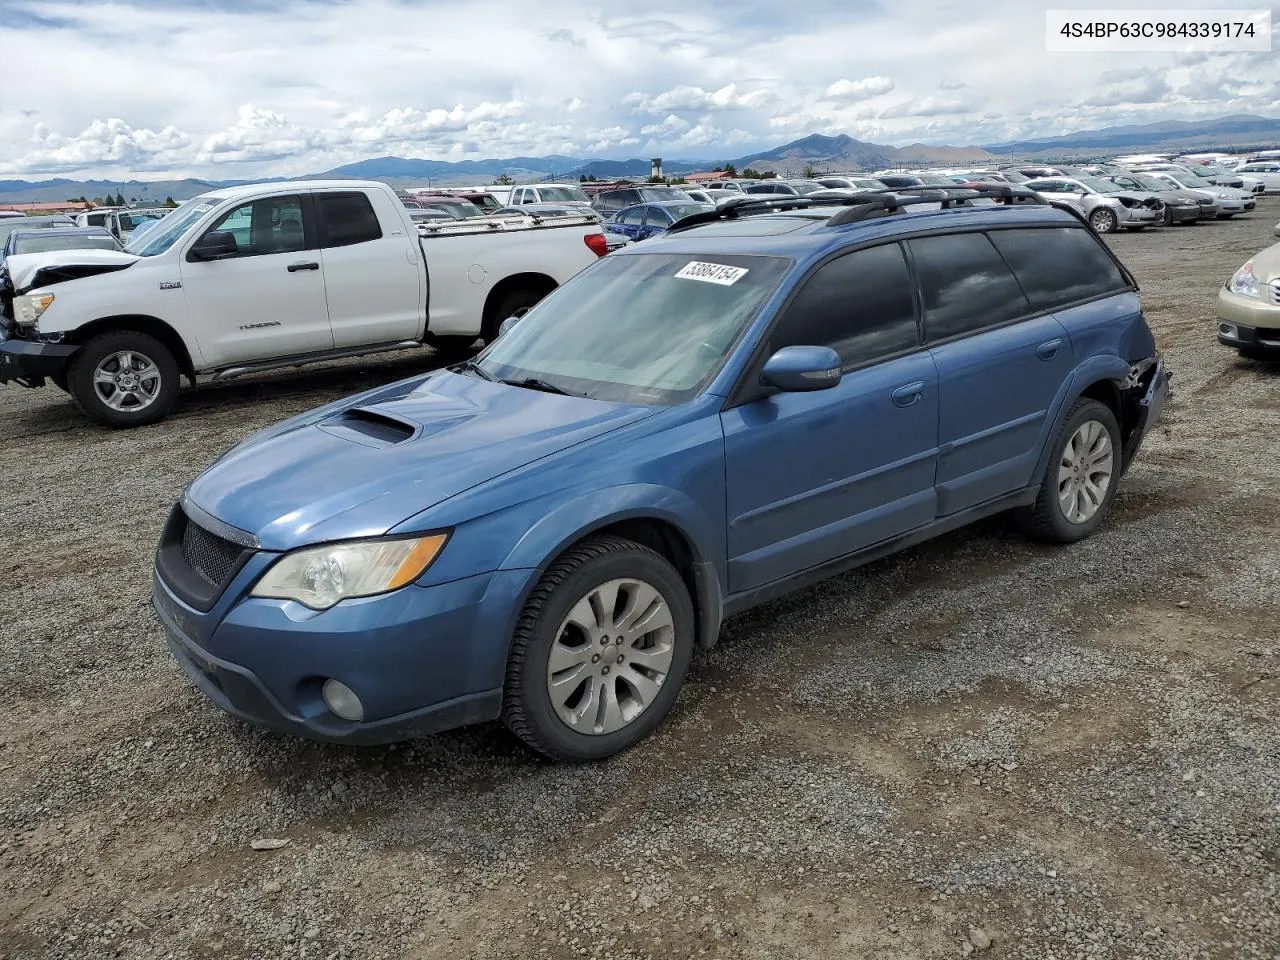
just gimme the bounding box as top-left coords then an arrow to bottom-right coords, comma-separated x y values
498,315 -> 522,338
761,345 -> 842,392
188,230 -> 238,261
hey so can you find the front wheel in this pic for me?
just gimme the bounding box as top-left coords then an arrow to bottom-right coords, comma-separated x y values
1019,398 -> 1121,543
67,330 -> 179,427
1089,208 -> 1118,234
502,536 -> 695,761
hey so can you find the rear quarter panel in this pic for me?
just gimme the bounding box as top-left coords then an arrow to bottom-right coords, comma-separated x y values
421,223 -> 602,336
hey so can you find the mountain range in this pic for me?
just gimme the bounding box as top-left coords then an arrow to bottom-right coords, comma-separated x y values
1,114 -> 1278,204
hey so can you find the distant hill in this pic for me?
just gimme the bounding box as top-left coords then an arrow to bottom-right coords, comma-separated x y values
983,114 -> 1280,156
319,154 -> 704,184
730,134 -> 997,175
0,176 -> 282,204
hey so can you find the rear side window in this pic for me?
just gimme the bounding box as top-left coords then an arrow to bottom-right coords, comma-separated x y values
315,192 -> 382,247
772,243 -> 919,366
909,232 -> 1031,341
987,227 -> 1130,310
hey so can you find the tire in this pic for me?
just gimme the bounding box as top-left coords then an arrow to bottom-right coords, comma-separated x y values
482,287 -> 547,345
427,335 -> 479,359
1019,398 -> 1122,544
67,330 -> 179,427
50,370 -> 70,393
1159,208 -> 1172,227
502,535 -> 695,761
1089,208 -> 1118,234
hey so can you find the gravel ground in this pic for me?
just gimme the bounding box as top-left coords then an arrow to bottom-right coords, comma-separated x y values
2,200 -> 1279,960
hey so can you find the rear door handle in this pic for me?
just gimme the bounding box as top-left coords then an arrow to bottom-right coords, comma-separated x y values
891,381 -> 925,407
287,261 -> 320,272
1037,338 -> 1063,360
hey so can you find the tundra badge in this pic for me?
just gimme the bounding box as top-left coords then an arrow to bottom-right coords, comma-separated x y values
159,281 -> 182,290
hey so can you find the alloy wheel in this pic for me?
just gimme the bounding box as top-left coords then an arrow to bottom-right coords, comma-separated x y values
1057,419 -> 1114,524
93,350 -> 162,412
545,578 -> 675,736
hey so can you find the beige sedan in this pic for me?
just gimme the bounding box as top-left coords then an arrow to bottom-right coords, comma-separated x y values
1217,222 -> 1280,357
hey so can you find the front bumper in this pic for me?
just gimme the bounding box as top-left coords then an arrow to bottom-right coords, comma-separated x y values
153,562 -> 532,745
1121,355 -> 1169,471
1119,206 -> 1161,227
1216,286 -> 1280,354
1165,204 -> 1201,223
0,320 -> 79,387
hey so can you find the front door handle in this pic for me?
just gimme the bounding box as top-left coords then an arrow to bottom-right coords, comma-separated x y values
891,381 -> 925,407
287,261 -> 320,272
1037,338 -> 1063,360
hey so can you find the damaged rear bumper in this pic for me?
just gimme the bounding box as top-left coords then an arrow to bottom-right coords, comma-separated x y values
1120,355 -> 1170,473
0,320 -> 78,387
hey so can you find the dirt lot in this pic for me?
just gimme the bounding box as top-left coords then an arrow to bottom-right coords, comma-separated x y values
2,201 -> 1279,960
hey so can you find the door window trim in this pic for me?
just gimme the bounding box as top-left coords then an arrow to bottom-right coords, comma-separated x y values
186,192 -> 316,261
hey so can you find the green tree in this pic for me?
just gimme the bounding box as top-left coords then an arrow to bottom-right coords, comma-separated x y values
669,176 -> 687,184
802,164 -> 817,179
741,167 -> 762,179
114,191 -> 125,206
163,196 -> 178,208
646,174 -> 666,183
495,174 -> 513,185
722,163 -> 737,177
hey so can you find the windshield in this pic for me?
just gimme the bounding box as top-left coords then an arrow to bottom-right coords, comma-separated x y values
788,181 -> 825,194
639,188 -> 692,201
538,186 -> 589,203
124,200 -> 216,256
1079,177 -> 1122,193
475,252 -> 790,404
16,234 -> 121,255
1131,175 -> 1172,191
425,201 -> 483,218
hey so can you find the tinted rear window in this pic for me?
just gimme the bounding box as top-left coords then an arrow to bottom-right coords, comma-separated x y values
987,227 -> 1130,310
315,192 -> 382,247
909,232 -> 1031,340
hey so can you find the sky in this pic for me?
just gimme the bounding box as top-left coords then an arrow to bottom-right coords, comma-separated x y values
1,0 -> 1278,180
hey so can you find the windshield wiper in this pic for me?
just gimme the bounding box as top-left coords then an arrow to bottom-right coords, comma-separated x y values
500,377 -> 570,396
451,358 -> 494,381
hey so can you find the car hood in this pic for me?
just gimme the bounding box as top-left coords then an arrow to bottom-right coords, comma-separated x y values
1250,241 -> 1280,282
186,371 -> 657,551
1101,189 -> 1163,203
7,249 -> 137,293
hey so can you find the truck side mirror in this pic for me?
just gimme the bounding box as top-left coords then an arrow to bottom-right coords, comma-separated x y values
188,230 -> 238,261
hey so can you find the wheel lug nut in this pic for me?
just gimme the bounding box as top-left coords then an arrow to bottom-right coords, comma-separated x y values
602,666 -> 610,675
591,654 -> 600,663
616,655 -> 624,664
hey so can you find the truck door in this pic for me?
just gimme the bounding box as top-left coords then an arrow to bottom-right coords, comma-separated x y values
179,192 -> 333,367
316,189 -> 424,348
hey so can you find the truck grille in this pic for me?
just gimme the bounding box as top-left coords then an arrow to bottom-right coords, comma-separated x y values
1271,280 -> 1280,306
181,519 -> 245,588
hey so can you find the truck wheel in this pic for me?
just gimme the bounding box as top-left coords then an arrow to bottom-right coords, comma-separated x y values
1019,398 -> 1121,543
67,331 -> 179,428
502,535 -> 694,762
482,288 -> 546,344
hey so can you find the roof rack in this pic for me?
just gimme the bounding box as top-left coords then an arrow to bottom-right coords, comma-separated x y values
668,183 -> 1081,233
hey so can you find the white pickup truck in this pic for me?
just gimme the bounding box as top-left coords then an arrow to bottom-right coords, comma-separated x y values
0,179 -> 607,426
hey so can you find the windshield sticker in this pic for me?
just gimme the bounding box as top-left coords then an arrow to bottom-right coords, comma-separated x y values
675,261 -> 749,285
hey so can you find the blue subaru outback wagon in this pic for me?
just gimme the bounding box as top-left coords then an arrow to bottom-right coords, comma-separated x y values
154,190 -> 1169,761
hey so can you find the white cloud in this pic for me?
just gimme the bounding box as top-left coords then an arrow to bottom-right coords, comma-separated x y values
0,0 -> 1269,180
823,77 -> 894,101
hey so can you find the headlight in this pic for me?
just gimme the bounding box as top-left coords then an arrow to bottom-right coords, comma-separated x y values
14,293 -> 54,327
1228,261 -> 1260,298
1214,192 -> 1229,200
251,532 -> 449,609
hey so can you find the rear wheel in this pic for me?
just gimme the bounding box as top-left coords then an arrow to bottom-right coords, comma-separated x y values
1020,398 -> 1121,543
1089,208 -> 1118,233
481,287 -> 547,345
502,535 -> 694,761
67,330 -> 179,427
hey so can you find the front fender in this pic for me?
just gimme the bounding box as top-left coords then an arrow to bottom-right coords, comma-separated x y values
1029,355 -> 1131,487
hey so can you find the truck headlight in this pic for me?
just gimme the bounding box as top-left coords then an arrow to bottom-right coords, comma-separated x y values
1228,261 -> 1260,299
251,532 -> 449,610
14,293 -> 54,327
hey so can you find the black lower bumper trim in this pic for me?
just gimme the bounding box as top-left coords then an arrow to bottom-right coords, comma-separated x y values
0,336 -> 79,386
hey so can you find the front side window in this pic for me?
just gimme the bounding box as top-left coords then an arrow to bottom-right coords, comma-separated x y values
618,206 -> 647,226
476,253 -> 790,404
909,232 -> 1031,341
202,195 -> 307,257
770,243 -> 918,366
988,227 -> 1130,311
315,192 -> 381,247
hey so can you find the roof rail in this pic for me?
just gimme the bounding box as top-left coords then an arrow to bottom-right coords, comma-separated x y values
668,184 -> 1062,234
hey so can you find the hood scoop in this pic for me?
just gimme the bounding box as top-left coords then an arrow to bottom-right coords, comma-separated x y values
316,407 -> 417,447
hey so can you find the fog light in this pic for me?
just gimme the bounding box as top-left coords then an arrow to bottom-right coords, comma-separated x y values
1219,322 -> 1239,339
322,679 -> 364,722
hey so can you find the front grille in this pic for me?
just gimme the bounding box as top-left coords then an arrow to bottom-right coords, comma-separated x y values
1271,280 -> 1280,306
181,518 -> 244,587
